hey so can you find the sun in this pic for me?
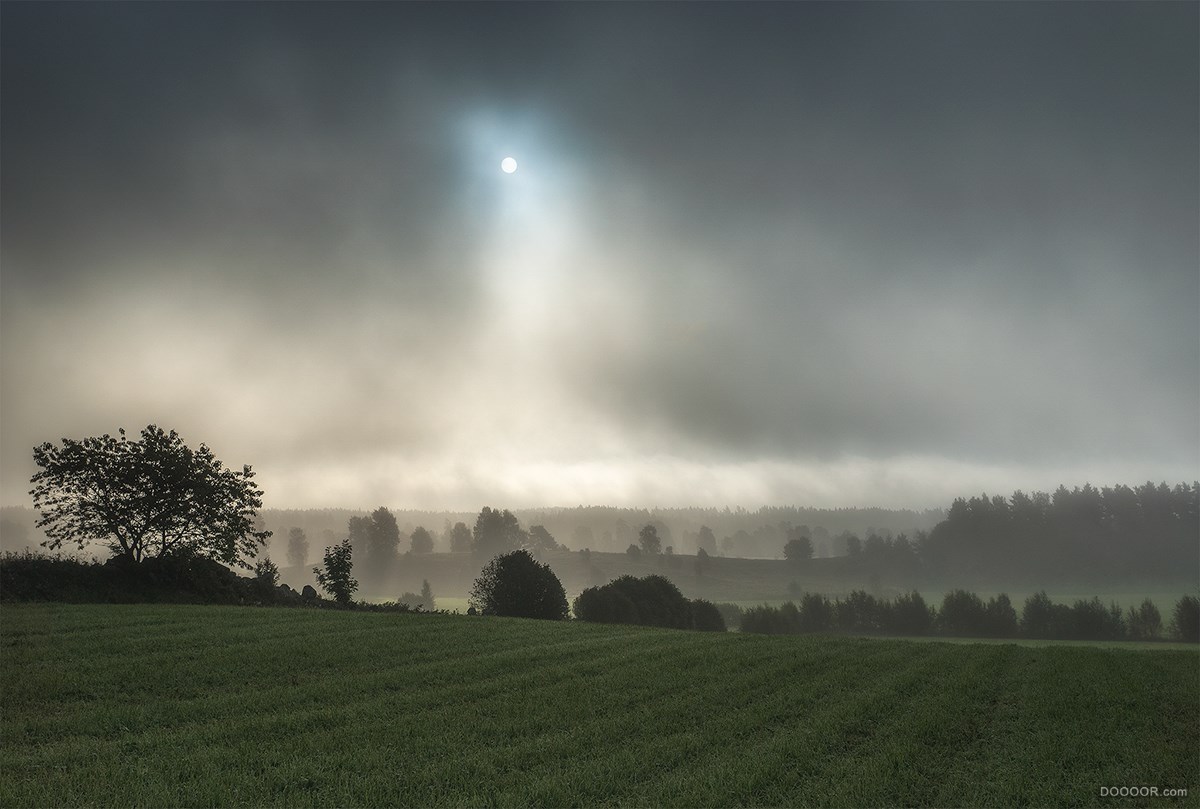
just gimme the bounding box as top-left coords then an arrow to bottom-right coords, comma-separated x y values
501,156 -> 517,174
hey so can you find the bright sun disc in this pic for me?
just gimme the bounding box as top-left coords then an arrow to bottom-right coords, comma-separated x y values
501,157 -> 517,173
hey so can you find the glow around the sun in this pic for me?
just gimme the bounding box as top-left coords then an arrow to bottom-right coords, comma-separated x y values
501,156 -> 517,173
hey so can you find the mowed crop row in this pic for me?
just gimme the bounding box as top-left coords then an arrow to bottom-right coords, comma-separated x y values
2,605 -> 1196,808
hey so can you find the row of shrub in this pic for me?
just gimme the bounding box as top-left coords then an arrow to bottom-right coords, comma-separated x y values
0,551 -> 288,605
573,574 -> 726,631
0,551 -> 442,613
737,589 -> 1200,642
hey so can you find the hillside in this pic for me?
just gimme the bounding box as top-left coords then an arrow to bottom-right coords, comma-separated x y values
2,604 -> 1196,807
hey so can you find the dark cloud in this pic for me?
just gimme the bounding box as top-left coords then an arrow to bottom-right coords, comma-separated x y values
2,2 -> 1196,508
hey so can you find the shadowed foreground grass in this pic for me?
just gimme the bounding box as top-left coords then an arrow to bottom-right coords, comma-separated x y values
2,604 -> 1196,807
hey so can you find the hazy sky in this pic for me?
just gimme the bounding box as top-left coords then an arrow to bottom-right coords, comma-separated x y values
2,2 -> 1197,510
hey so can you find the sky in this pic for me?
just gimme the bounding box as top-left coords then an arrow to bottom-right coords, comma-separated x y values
2,2 -> 1197,511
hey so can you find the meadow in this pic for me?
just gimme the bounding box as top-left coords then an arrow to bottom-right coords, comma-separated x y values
2,604 -> 1196,808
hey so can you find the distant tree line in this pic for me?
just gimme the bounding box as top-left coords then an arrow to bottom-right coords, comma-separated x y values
739,590 -> 1199,643
917,483 -> 1198,583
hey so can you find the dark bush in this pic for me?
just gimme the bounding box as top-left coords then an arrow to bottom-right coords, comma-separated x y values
574,574 -> 693,629
1020,591 -> 1057,639
888,591 -> 934,635
798,592 -> 833,633
1,550 -> 256,605
982,594 -> 1019,638
573,586 -> 639,624
689,599 -> 726,632
1171,595 -> 1199,642
835,590 -> 882,633
740,603 -> 799,635
1070,597 -> 1125,641
1126,598 -> 1162,641
937,590 -> 987,636
576,575 -> 727,632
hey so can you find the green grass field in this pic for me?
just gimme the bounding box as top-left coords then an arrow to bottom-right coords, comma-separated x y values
2,604 -> 1196,808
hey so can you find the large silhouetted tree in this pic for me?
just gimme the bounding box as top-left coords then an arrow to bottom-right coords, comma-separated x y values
470,550 -> 568,620
30,425 -> 270,567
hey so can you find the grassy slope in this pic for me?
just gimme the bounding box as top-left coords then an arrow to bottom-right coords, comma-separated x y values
2,604 -> 1197,808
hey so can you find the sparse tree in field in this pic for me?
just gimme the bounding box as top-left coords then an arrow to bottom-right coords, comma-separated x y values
29,425 -> 271,567
626,543 -> 641,558
695,525 -> 717,555
420,578 -> 435,610
638,525 -> 661,555
410,526 -> 434,554
449,521 -> 472,553
470,550 -> 568,620
695,547 -> 711,576
286,527 -> 308,568
314,538 -> 357,605
473,507 -> 527,558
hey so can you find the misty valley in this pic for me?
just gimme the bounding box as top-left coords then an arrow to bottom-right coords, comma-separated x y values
2,465 -> 1197,806
3,0 -> 1198,805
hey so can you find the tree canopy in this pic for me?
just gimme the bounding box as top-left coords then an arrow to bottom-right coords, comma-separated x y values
469,549 -> 568,620
783,533 -> 813,561
314,537 -> 357,605
351,507 -> 400,571
410,526 -> 434,554
574,574 -> 723,631
638,524 -> 661,555
472,507 -> 527,558
448,521 -> 472,552
30,425 -> 270,567
286,527 -> 308,568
